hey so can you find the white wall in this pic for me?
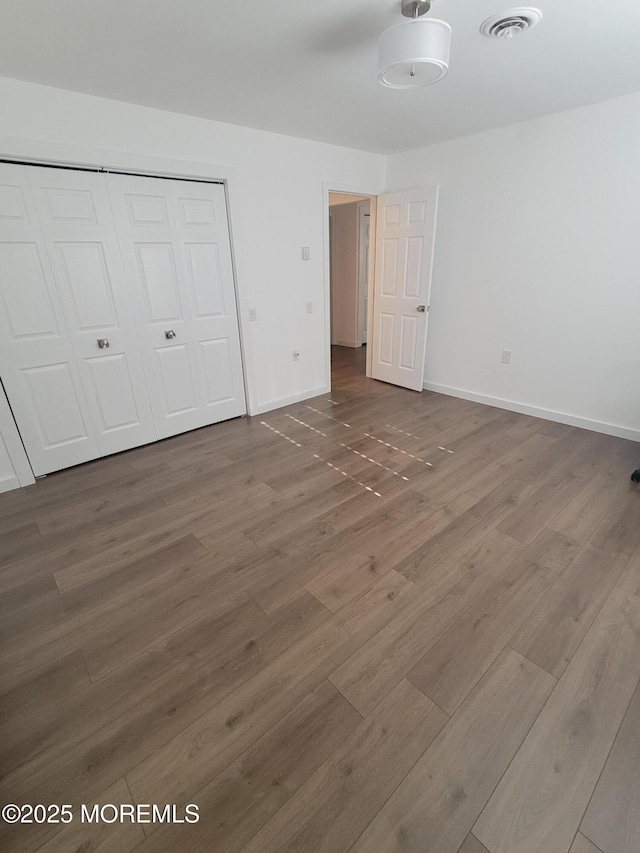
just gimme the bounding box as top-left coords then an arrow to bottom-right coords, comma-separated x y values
387,93 -> 640,441
0,77 -> 385,423
330,201 -> 360,348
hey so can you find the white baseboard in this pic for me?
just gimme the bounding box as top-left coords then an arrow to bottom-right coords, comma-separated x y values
249,385 -> 331,417
333,340 -> 360,349
423,382 -> 640,443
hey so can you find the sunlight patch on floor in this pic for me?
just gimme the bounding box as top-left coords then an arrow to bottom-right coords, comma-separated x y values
312,454 -> 382,497
260,421 -> 302,448
364,433 -> 434,467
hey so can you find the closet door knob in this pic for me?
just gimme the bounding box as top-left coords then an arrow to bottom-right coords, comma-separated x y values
165,329 -> 177,340
97,338 -> 110,349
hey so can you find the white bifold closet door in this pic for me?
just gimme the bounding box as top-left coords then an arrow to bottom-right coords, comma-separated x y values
0,163 -> 245,476
107,174 -> 246,439
0,163 -> 155,475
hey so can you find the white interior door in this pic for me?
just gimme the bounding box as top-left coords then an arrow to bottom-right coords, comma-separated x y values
25,166 -> 156,458
0,163 -> 100,475
107,174 -> 246,439
371,187 -> 439,391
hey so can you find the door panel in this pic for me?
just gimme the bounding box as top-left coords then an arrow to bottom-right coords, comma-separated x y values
24,363 -> 91,446
178,196 -> 216,226
371,187 -> 439,391
399,316 -> 418,369
379,313 -> 395,365
134,243 -> 184,320
0,183 -> 29,220
108,174 -> 246,438
200,338 -> 235,404
85,353 -> 143,431
405,237 -> 424,297
26,167 -> 156,457
0,242 -> 58,336
125,193 -> 169,225
185,243 -> 226,317
381,238 -> 399,295
171,180 -> 245,424
41,186 -> 97,223
56,242 -> 117,329
156,344 -> 199,416
108,176 -> 205,438
0,164 -> 99,474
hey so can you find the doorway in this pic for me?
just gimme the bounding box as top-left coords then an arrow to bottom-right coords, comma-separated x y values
326,185 -> 440,395
328,191 -> 374,387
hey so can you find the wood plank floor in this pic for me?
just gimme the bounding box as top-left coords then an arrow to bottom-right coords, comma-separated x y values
1,345 -> 639,853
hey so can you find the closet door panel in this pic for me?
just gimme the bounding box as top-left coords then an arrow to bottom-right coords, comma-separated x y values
108,174 -> 245,438
200,338 -> 235,405
0,164 -> 99,475
155,344 -> 199,415
134,242 -> 183,320
173,180 -> 246,422
26,167 -> 156,456
85,352 -> 143,432
108,175 -> 203,438
23,363 -> 89,446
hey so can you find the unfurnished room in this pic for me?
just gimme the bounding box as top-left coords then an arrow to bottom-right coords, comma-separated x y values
0,1 -> 639,852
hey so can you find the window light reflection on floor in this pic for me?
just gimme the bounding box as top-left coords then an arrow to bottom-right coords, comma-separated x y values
364,433 -> 434,467
313,454 -> 382,497
284,413 -> 327,437
305,405 -> 352,429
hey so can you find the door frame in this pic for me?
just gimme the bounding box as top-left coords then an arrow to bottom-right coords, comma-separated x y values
322,181 -> 379,389
0,137 -> 253,416
356,200 -> 370,347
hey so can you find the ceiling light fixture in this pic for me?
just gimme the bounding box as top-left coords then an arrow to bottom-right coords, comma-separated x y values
378,0 -> 451,89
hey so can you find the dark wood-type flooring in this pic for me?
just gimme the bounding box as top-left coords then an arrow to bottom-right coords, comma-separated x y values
1,345 -> 640,852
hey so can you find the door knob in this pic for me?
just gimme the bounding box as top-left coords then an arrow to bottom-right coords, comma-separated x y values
165,329 -> 177,340
416,305 -> 426,313
97,338 -> 110,348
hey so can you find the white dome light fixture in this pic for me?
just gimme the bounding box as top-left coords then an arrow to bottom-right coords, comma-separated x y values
378,0 -> 451,89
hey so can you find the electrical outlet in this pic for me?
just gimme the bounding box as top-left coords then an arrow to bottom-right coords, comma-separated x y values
248,307 -> 257,322
501,350 -> 512,364
306,300 -> 313,314
292,349 -> 300,362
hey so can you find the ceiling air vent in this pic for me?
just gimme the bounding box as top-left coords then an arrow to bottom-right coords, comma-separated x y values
480,7 -> 542,39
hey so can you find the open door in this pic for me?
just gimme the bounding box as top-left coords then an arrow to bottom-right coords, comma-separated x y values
370,187 -> 439,391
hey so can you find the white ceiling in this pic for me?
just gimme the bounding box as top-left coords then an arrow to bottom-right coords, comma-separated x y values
2,0 -> 640,155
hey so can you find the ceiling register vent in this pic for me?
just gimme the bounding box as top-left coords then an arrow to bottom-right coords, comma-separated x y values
480,7 -> 542,39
